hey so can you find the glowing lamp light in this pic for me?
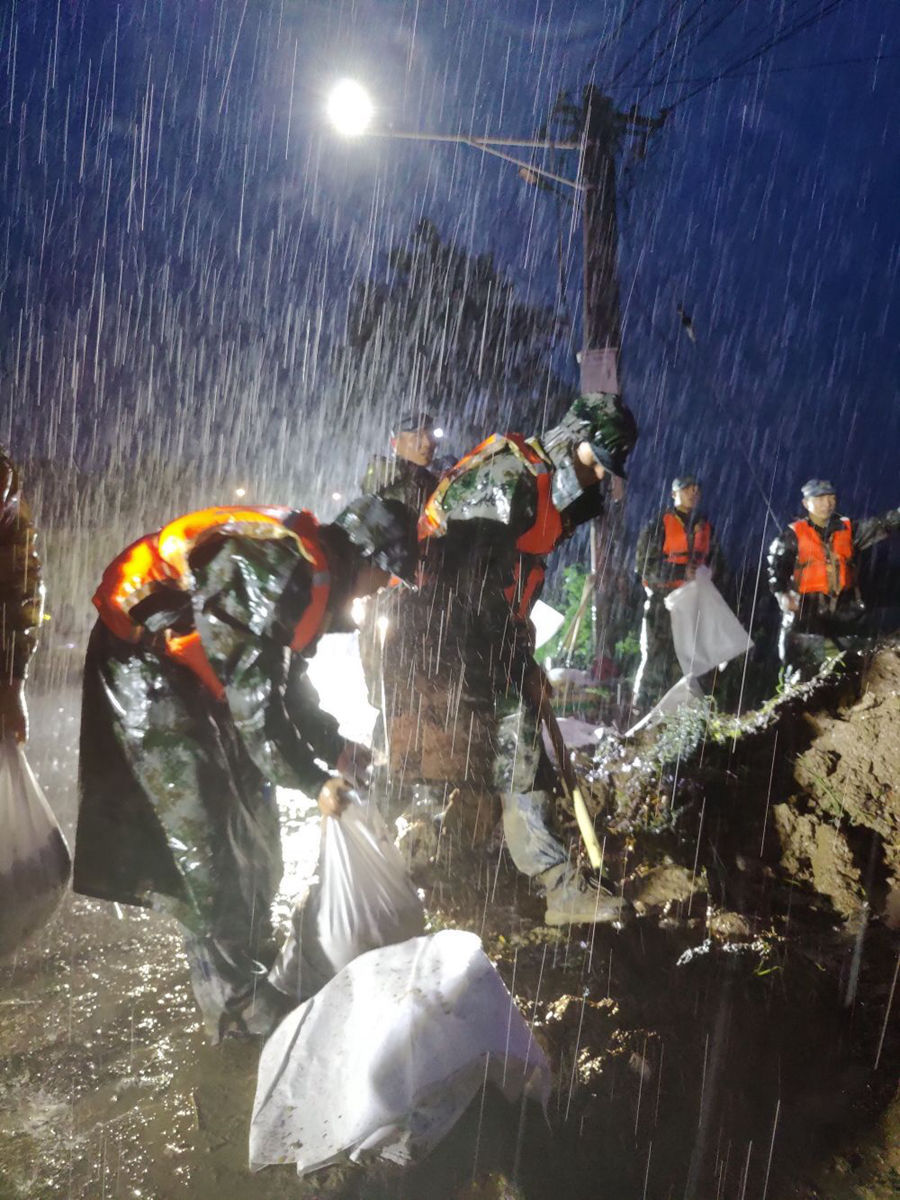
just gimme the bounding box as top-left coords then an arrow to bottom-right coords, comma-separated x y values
326,79 -> 374,138
433,427 -> 444,439
235,487 -> 246,498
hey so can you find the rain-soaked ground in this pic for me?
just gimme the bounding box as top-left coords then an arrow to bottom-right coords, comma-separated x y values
2,658 -> 900,1200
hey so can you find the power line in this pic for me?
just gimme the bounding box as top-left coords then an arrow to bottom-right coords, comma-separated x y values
625,0 -> 718,92
585,0 -> 655,78
640,47 -> 900,92
632,0 -> 748,102
665,0 -> 853,110
608,0 -> 687,87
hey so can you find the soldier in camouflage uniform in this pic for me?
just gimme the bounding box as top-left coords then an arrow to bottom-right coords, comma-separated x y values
0,447 -> 44,742
360,410 -> 443,511
399,394 -> 637,925
73,496 -> 414,1040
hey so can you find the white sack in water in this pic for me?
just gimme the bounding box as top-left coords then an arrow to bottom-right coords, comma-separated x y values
0,739 -> 71,958
251,929 -> 551,1176
665,566 -> 749,678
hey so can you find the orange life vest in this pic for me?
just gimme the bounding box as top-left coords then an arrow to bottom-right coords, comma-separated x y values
93,506 -> 331,697
419,433 -> 564,619
790,517 -> 854,595
652,512 -> 712,589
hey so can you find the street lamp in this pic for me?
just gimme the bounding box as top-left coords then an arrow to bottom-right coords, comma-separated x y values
324,78 -> 582,193
326,79 -> 375,138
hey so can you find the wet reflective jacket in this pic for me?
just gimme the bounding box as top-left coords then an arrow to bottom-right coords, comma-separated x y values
636,509 -> 722,595
768,507 -> 900,633
93,506 -> 330,696
789,517 -> 853,595
420,433 -> 564,622
661,513 -> 711,583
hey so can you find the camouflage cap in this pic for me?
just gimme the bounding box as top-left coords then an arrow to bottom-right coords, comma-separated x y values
801,479 -> 836,499
671,474 -> 699,492
568,393 -> 638,480
392,410 -> 435,436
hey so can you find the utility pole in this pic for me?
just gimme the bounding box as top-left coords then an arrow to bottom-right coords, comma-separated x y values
576,84 -> 665,661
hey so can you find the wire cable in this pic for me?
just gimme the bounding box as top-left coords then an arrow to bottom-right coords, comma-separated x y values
664,0 -> 853,110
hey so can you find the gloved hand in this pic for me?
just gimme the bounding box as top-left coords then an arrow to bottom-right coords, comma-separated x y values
317,775 -> 355,818
777,590 -> 800,615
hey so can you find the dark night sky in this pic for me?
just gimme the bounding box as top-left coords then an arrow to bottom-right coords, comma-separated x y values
1,0 -> 899,584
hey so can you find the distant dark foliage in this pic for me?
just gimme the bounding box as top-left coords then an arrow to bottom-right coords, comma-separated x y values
335,219 -> 575,443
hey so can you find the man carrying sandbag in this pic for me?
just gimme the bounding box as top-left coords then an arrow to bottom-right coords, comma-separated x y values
73,496 -> 415,1041
633,474 -> 732,710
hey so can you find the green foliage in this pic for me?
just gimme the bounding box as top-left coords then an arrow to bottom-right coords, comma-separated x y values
536,564 -> 594,669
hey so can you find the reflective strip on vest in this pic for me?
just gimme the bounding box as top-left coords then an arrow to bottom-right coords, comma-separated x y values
283,510 -> 331,652
165,630 -> 226,701
503,559 -> 547,622
790,517 -> 853,595
93,505 -> 330,690
419,433 -> 562,557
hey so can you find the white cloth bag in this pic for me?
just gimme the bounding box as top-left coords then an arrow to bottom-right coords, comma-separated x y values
270,799 -> 425,1001
0,738 -> 71,957
251,929 -> 552,1175
665,566 -> 749,677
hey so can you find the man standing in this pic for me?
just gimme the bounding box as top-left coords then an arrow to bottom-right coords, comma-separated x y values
633,474 -> 728,709
358,411 -> 445,773
407,392 -> 638,925
0,447 -> 43,742
361,410 -> 443,512
768,479 -> 900,681
73,496 -> 414,1040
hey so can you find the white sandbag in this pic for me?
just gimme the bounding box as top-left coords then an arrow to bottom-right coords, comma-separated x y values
0,738 -> 71,957
269,799 -> 425,1001
530,599 -> 565,649
251,929 -> 551,1176
665,567 -> 749,678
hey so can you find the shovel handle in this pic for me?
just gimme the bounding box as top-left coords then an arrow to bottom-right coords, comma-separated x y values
540,702 -> 604,870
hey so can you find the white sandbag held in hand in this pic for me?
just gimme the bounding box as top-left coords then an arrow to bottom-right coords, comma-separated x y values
270,799 -> 425,1000
0,738 -> 71,957
665,566 -> 749,678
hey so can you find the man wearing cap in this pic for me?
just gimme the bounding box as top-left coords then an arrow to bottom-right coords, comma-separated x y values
767,480 -> 900,681
633,474 -> 729,709
398,392 -> 638,926
361,410 -> 443,513
73,495 -> 415,1040
358,411 -> 446,779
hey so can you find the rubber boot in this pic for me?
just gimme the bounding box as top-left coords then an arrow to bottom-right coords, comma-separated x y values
540,862 -> 627,927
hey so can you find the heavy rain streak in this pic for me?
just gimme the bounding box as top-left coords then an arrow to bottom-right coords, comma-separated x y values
1,2 -> 899,1199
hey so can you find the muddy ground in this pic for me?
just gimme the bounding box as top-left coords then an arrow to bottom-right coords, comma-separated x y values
1,649 -> 899,1199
